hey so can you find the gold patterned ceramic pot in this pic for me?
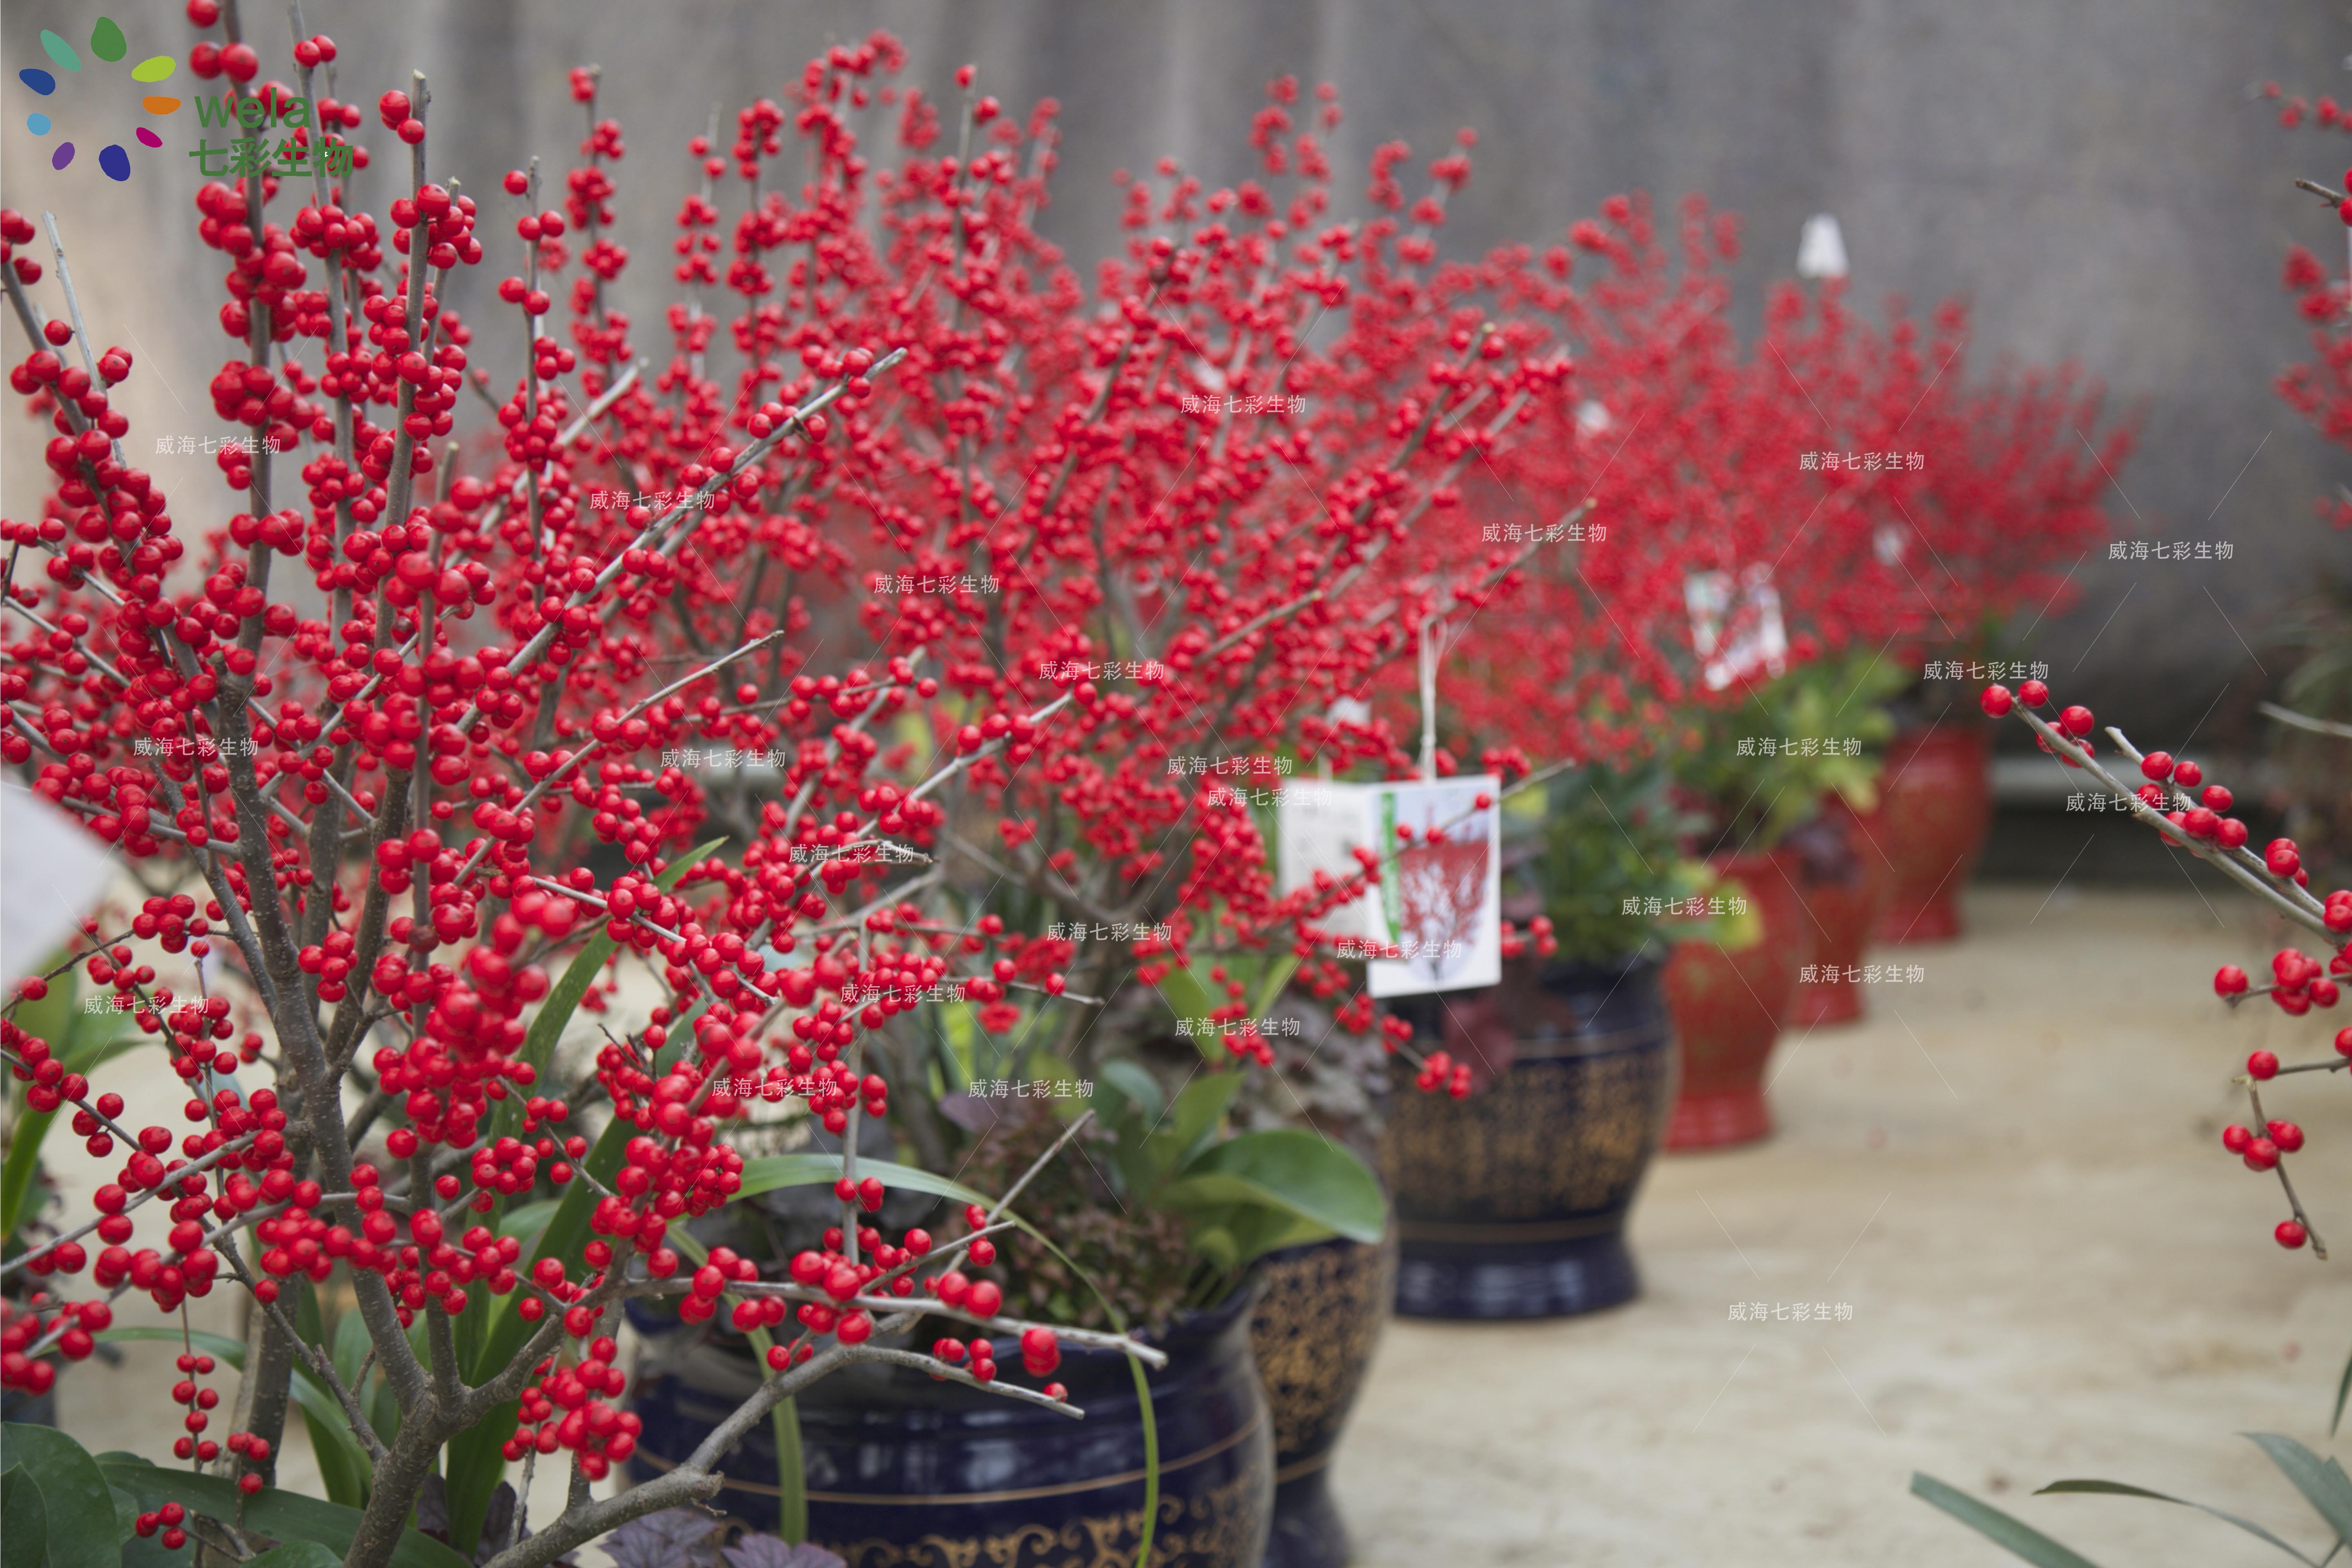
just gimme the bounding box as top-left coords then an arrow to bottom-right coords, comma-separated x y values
628,1281 -> 1274,1568
1377,956 -> 1675,1318
1247,1227 -> 1398,1568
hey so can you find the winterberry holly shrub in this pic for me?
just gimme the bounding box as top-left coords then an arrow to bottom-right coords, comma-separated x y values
0,9 -> 1575,1566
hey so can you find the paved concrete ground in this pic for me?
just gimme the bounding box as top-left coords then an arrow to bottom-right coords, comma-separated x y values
42,882 -> 2352,1564
1333,883 -> 2352,1566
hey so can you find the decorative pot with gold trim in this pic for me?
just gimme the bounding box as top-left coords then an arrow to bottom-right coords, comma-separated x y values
1247,1227 -> 1397,1568
1378,955 -> 1675,1319
627,1280 -> 1274,1568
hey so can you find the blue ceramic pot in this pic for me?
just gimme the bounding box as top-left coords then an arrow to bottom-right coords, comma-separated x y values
1247,1230 -> 1395,1568
628,1283 -> 1273,1568
1378,955 -> 1675,1318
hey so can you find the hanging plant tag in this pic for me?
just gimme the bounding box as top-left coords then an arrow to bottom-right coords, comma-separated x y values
1685,565 -> 1789,691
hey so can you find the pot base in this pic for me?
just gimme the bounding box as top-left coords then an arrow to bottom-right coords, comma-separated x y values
1393,1227 -> 1637,1319
1790,980 -> 1862,1028
1264,1462 -> 1348,1568
1664,1086 -> 1771,1151
1875,892 -> 1962,944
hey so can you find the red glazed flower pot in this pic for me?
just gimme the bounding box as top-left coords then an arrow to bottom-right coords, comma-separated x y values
1862,722 -> 1993,944
1787,795 -> 1891,1028
1662,848 -> 1807,1150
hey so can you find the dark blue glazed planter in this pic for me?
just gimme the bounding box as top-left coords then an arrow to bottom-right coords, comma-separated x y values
1248,1230 -> 1395,1568
628,1283 -> 1273,1568
1378,955 -> 1676,1319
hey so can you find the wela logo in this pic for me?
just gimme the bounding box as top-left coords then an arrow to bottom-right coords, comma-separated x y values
184,87 -> 347,179
17,16 -> 181,182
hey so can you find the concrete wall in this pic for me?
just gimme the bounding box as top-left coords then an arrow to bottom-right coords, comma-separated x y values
6,0 -> 2348,748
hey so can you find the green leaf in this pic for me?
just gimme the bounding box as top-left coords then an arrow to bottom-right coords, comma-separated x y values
2036,1480 -> 2325,1565
2245,1434 -> 2352,1547
99,1454 -> 472,1568
1153,964 -> 1221,1056
497,1199 -> 561,1247
7,958 -> 77,1065
1247,953 -> 1301,1019
1156,1069 -> 1243,1176
1,1423 -> 118,1568
242,1545 -> 345,1568
4,1459 -> 50,1568
91,1329 -> 374,1509
1910,1472 -> 2108,1568
735,1153 -> 995,1210
1094,1060 -> 1164,1129
330,1310 -> 370,1399
2,1104 -> 60,1244
106,1481 -> 140,1543
1164,1129 -> 1384,1247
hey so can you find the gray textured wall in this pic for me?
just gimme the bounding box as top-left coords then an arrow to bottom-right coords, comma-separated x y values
6,0 -> 2348,751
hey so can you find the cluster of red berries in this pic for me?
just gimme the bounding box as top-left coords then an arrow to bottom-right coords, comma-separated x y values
1413,1049 -> 1474,1098
502,1336 -> 640,1478
1988,681 -> 2351,1253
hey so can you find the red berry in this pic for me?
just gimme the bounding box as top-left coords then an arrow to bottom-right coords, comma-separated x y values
2173,760 -> 2203,788
2248,1050 -> 2280,1080
378,91 -> 411,128
2018,679 -> 2049,706
1979,684 -> 2013,717
2215,965 -> 2249,996
2246,1137 -> 2281,1170
2267,1120 -> 2306,1153
2337,1027 -> 2352,1057
2200,784 -> 2233,813
2059,704 -> 2095,737
2278,1219 -> 2310,1249
2140,751 -> 2174,781
2223,1124 -> 2253,1154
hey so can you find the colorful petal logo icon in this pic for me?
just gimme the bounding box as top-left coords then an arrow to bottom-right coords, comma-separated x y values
16,16 -> 178,181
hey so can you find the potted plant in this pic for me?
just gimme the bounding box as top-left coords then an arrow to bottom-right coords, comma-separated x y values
621,1002 -> 1385,1567
1768,652 -> 1902,1027
1658,663 -> 1882,1148
1374,761 -> 1694,1317
0,27 -> 1538,1568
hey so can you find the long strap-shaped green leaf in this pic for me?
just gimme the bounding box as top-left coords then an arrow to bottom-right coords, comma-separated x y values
2037,1479 -> 2330,1566
2243,1434 -> 2352,1549
1911,1472 -> 2107,1568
